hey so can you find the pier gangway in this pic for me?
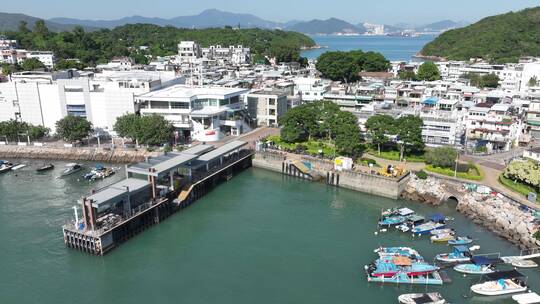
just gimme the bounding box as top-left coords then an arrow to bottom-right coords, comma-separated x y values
501,248 -> 540,262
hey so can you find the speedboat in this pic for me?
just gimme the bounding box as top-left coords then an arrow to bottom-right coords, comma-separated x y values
11,164 -> 26,171
430,228 -> 454,236
448,236 -> 473,245
36,164 -> 54,172
398,292 -> 446,304
453,257 -> 499,275
412,221 -> 446,236
59,163 -> 83,177
435,246 -> 472,263
470,270 -> 527,296
430,233 -> 455,243
0,160 -> 15,173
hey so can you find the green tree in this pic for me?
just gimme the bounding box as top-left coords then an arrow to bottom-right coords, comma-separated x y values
316,50 -> 389,83
55,59 -> 85,70
398,70 -> 417,81
18,20 -> 30,33
529,76 -> 538,87
27,125 -> 50,141
1,63 -> 20,75
416,61 -> 440,81
333,113 -> 363,157
114,113 -> 141,142
21,58 -> 45,71
365,115 -> 395,155
424,146 -> 458,168
0,120 -> 28,141
55,115 -> 93,143
482,73 -> 500,88
396,115 -> 424,157
33,20 -> 50,37
137,114 -> 173,146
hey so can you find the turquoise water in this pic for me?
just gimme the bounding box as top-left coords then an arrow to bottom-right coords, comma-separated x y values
302,35 -> 437,61
0,161 -> 539,303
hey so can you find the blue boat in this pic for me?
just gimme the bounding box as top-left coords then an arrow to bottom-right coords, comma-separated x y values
411,221 -> 446,236
435,246 -> 472,263
366,269 -> 443,285
379,208 -> 415,227
448,236 -> 473,245
453,257 -> 499,274
378,215 -> 407,226
369,257 -> 439,278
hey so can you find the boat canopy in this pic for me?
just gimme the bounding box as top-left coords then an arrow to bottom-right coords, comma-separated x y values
392,256 -> 412,266
407,215 -> 425,222
485,270 -> 525,280
398,208 -> 415,216
471,256 -> 501,265
454,245 -> 470,253
413,294 -> 439,304
429,213 -> 445,222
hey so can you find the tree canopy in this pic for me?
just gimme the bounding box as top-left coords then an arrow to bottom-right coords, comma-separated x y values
421,7 -> 540,63
416,61 -> 441,81
316,50 -> 390,83
464,73 -> 500,88
504,159 -> 540,191
55,115 -> 93,142
279,100 -> 364,157
364,114 -> 425,156
21,58 -> 45,71
1,22 -> 315,67
114,113 -> 173,146
424,146 -> 458,168
0,119 -> 49,141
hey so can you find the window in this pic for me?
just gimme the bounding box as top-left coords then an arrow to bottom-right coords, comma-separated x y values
170,102 -> 189,109
268,98 -> 276,106
151,101 -> 169,109
67,105 -> 87,117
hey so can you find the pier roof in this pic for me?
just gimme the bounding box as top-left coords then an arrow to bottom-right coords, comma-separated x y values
88,178 -> 150,208
127,152 -> 199,177
181,144 -> 214,155
197,140 -> 247,162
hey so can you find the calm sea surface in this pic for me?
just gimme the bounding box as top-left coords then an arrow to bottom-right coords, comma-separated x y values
301,34 -> 437,61
0,161 -> 538,303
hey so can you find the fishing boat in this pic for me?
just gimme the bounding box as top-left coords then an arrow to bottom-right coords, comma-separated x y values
396,223 -> 410,232
512,259 -> 538,268
398,292 -> 446,304
378,207 -> 415,227
59,163 -> 83,177
430,228 -> 454,236
368,257 -> 439,277
11,164 -> 26,171
470,270 -> 527,296
448,236 -> 473,245
453,257 -> 499,275
83,164 -> 116,181
431,233 -> 455,243
412,221 -> 446,236
435,246 -> 472,263
374,247 -> 421,259
0,160 -> 15,173
366,269 -> 443,285
36,164 -> 54,172
396,214 -> 426,232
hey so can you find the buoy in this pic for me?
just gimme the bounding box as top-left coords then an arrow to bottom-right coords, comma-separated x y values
374,232 -> 378,235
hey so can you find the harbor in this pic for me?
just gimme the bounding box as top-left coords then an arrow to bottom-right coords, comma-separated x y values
1,165 -> 540,303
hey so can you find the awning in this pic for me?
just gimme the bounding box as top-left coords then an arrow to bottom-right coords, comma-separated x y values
429,213 -> 445,222
485,270 -> 525,280
454,245 -> 470,253
471,256 -> 501,265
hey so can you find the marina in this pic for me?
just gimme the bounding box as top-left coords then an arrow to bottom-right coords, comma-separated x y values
1,164 -> 540,303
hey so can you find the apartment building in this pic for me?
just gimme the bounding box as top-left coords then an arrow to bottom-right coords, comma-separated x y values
246,89 -> 288,127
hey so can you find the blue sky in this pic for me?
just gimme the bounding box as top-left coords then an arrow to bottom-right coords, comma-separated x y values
3,0 -> 540,24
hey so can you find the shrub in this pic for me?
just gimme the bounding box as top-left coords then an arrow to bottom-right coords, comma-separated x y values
424,146 -> 457,168
416,170 -> 428,180
456,162 -> 471,173
534,230 -> 540,241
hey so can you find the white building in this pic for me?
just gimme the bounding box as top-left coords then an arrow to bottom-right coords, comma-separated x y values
523,147 -> 540,162
293,77 -> 331,101
97,57 -> 134,71
0,70 -> 184,133
177,41 -> 202,64
135,85 -> 251,142
22,51 -> 55,69
246,89 -> 288,127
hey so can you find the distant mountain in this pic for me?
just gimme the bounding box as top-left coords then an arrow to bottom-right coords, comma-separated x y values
50,9 -> 281,29
0,12 -> 96,32
421,7 -> 540,63
285,18 -> 365,35
416,20 -> 469,32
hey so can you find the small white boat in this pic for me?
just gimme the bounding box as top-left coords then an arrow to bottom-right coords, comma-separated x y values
11,164 -> 26,171
59,163 -> 83,177
470,270 -> 527,296
454,256 -> 499,275
513,292 -> 540,304
512,259 -> 538,268
396,223 -> 410,232
398,292 -> 446,304
430,228 -> 454,236
431,233 -> 455,243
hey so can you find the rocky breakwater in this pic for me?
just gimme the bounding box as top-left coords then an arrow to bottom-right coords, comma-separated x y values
0,145 -> 158,163
401,175 -> 447,205
457,192 -> 540,250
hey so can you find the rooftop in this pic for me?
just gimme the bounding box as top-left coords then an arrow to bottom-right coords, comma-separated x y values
137,85 -> 249,100
88,178 -> 150,208
127,152 -> 200,177
197,140 -> 247,162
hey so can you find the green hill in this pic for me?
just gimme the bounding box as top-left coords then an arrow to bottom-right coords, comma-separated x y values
420,7 -> 540,63
0,12 -> 97,32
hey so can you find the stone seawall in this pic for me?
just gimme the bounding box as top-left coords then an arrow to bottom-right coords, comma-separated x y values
403,174 -> 540,250
252,151 -> 410,200
0,145 -> 158,163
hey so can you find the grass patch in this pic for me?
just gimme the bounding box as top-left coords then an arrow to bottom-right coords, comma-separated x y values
499,175 -> 540,203
357,157 -> 381,167
425,164 -> 484,181
266,135 -> 336,157
368,149 -> 426,163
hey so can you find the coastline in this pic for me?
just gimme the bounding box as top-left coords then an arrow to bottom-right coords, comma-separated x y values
0,145 -> 158,163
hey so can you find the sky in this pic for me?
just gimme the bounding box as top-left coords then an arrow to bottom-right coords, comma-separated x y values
2,0 -> 540,24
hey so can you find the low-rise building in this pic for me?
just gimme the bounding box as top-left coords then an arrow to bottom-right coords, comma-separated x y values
246,89 -> 288,127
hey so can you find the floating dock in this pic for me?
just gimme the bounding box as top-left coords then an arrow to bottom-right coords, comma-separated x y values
62,141 -> 253,255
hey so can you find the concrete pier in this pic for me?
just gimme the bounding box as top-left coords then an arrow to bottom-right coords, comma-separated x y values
62,141 -> 253,255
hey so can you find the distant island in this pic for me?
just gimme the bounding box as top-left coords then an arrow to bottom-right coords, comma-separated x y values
420,6 -> 540,63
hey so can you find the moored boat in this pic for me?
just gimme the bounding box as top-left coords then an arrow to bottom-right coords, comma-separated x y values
453,257 -> 499,275
0,160 -> 15,173
374,247 -> 420,259
430,228 -> 454,236
431,233 -> 455,243
36,164 -> 54,172
412,221 -> 446,236
11,164 -> 26,171
398,292 -> 446,304
59,163 -> 83,177
470,270 -> 527,296
512,259 -> 538,268
435,246 -> 472,263
369,256 -> 439,277
448,236 -> 473,245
